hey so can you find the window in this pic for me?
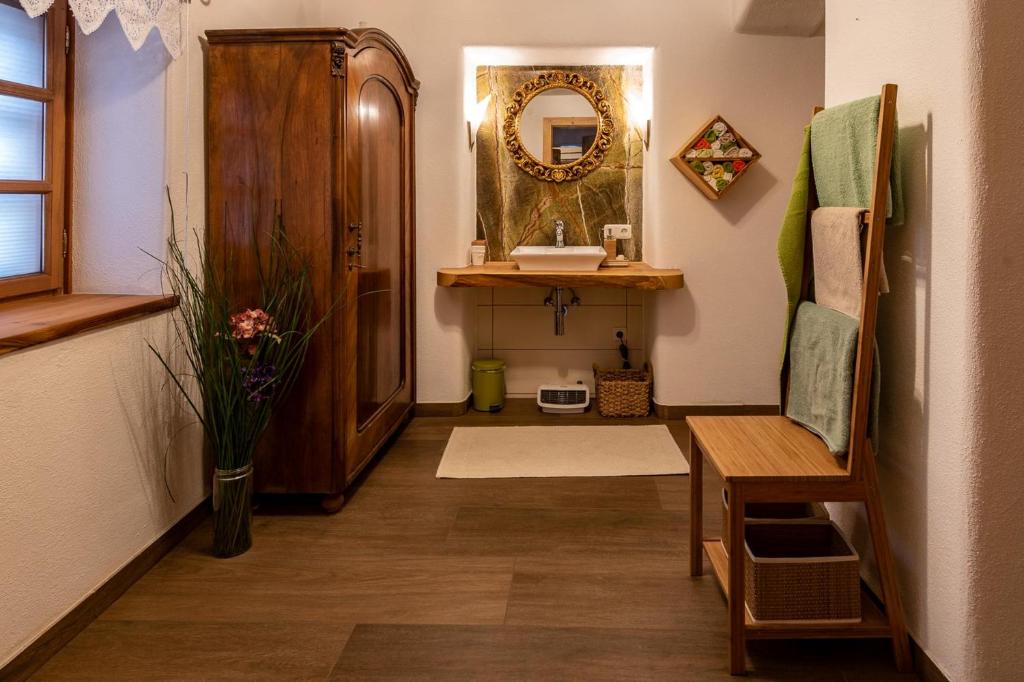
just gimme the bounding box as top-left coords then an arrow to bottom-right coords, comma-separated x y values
0,0 -> 69,300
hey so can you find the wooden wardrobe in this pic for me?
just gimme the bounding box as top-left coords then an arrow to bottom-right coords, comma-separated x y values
204,28 -> 418,509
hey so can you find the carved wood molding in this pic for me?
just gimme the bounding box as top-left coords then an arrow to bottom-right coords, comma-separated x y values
205,28 -> 420,104
342,28 -> 421,103
330,41 -> 345,77
502,71 -> 614,183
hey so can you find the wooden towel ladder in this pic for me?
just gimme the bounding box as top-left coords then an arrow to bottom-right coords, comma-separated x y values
687,84 -> 912,675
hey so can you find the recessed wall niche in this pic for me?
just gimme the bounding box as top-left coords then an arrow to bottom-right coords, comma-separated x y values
475,64 -> 643,262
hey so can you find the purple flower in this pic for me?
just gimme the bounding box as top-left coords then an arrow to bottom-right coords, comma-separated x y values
243,363 -> 277,402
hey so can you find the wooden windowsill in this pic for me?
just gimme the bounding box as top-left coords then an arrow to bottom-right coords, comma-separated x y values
0,293 -> 179,358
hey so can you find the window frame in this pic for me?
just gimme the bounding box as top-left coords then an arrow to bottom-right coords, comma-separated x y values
0,0 -> 71,301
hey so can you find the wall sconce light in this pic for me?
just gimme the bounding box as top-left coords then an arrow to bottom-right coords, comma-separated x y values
467,94 -> 492,151
627,93 -> 652,151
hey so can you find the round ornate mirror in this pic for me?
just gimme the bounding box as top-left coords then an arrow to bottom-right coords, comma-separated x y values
502,72 -> 614,183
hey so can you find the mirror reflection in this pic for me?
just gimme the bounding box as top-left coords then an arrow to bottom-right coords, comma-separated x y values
519,87 -> 599,165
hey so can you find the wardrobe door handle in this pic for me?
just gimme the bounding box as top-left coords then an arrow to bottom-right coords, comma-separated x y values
347,246 -> 367,270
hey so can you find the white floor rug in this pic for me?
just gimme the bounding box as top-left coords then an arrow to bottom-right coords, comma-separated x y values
436,425 -> 689,479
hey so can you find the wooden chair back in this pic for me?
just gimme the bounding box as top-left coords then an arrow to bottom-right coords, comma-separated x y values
780,84 -> 899,482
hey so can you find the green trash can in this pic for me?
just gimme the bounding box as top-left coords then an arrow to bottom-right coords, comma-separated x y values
471,359 -> 506,412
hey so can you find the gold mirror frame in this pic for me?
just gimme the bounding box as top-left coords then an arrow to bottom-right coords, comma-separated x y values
502,71 -> 615,183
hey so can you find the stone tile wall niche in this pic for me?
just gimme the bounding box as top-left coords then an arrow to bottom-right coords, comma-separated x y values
475,65 -> 643,262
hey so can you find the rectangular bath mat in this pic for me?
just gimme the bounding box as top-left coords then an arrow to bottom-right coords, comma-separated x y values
436,425 -> 689,479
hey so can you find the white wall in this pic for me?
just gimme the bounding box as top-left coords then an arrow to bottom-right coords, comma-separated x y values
7,3 -> 1019,677
967,4 -> 1024,678
0,312 -> 204,666
645,27 -> 822,406
2,0 -> 823,664
307,0 -> 822,406
168,1 -> 823,408
825,2 -> 1024,680
0,18 -> 205,667
476,287 -> 645,397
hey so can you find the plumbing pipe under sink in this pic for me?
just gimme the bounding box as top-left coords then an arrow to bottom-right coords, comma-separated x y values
544,287 -> 581,336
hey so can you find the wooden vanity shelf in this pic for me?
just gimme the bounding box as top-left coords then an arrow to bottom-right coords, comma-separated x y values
436,262 -> 684,290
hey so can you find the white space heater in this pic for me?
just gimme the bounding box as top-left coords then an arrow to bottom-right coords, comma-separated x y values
537,384 -> 591,414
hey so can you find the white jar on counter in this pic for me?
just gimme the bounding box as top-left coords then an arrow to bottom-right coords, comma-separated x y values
471,240 -> 487,266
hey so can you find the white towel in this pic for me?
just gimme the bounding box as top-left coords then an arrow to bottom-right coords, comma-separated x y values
811,207 -> 889,318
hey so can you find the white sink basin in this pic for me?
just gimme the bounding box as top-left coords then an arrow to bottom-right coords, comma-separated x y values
509,245 -> 607,272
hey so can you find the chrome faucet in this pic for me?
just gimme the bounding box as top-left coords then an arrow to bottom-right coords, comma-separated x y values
554,220 -> 566,248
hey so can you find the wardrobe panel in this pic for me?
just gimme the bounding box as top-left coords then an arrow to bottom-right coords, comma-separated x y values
206,39 -> 336,493
355,78 -> 405,428
342,41 -> 417,483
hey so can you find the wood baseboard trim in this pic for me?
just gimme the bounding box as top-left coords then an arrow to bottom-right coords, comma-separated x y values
1,498 -> 209,680
415,397 -> 470,417
911,636 -> 950,682
417,399 -> 779,420
653,402 -> 779,419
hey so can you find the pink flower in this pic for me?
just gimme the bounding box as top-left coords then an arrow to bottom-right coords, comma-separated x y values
229,308 -> 276,355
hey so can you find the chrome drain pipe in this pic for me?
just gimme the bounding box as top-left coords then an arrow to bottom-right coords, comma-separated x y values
544,287 -> 581,336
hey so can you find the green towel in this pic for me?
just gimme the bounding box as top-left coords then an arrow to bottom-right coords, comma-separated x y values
785,302 -> 880,454
777,126 -> 812,362
810,95 -> 904,226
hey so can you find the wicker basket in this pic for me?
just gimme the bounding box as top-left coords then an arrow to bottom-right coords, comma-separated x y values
744,522 -> 861,622
593,362 -> 652,417
721,489 -> 830,552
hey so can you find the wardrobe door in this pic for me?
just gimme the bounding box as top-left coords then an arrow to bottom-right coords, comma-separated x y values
206,38 -> 337,494
342,45 -> 415,481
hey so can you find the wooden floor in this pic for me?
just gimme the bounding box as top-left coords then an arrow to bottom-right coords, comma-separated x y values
34,405 -> 917,680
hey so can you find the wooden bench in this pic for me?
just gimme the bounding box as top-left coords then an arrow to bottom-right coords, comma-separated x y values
688,84 -> 912,676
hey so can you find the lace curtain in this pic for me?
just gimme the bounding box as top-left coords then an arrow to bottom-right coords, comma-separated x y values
19,0 -> 183,58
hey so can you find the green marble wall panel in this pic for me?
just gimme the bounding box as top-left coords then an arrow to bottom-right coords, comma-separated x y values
475,65 -> 643,262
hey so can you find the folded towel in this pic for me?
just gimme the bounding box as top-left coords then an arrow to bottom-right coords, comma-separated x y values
811,95 -> 904,226
811,207 -> 890,318
777,126 -> 812,363
786,302 -> 880,454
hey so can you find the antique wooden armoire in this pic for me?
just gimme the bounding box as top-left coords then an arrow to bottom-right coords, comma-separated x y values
204,28 -> 418,510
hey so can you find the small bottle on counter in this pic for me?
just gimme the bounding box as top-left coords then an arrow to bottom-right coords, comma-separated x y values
471,239 -> 487,266
603,238 -> 617,263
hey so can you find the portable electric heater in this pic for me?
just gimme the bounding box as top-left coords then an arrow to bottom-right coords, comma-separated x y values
536,384 -> 591,414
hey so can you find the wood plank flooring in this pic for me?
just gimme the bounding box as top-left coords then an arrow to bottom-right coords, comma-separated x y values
33,404 -> 917,680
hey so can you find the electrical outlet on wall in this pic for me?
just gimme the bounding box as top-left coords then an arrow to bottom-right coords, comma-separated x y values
603,224 -> 632,240
613,328 -> 627,343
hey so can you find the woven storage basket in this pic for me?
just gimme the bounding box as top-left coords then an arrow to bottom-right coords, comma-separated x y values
744,522 -> 861,622
593,362 -> 652,417
721,489 -> 830,552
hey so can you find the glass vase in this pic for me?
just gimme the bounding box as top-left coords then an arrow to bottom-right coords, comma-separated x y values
212,463 -> 253,558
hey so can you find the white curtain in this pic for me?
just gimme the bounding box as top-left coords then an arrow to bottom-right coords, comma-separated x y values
19,0 -> 183,58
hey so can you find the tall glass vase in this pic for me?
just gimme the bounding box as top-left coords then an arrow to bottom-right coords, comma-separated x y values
212,463 -> 253,558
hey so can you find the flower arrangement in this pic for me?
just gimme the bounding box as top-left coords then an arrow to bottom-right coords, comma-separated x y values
148,195 -> 328,557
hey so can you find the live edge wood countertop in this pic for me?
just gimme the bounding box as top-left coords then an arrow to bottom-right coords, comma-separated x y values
0,294 -> 178,357
437,262 -> 684,290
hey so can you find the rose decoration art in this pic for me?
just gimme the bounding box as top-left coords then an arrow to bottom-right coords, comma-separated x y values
670,116 -> 761,199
